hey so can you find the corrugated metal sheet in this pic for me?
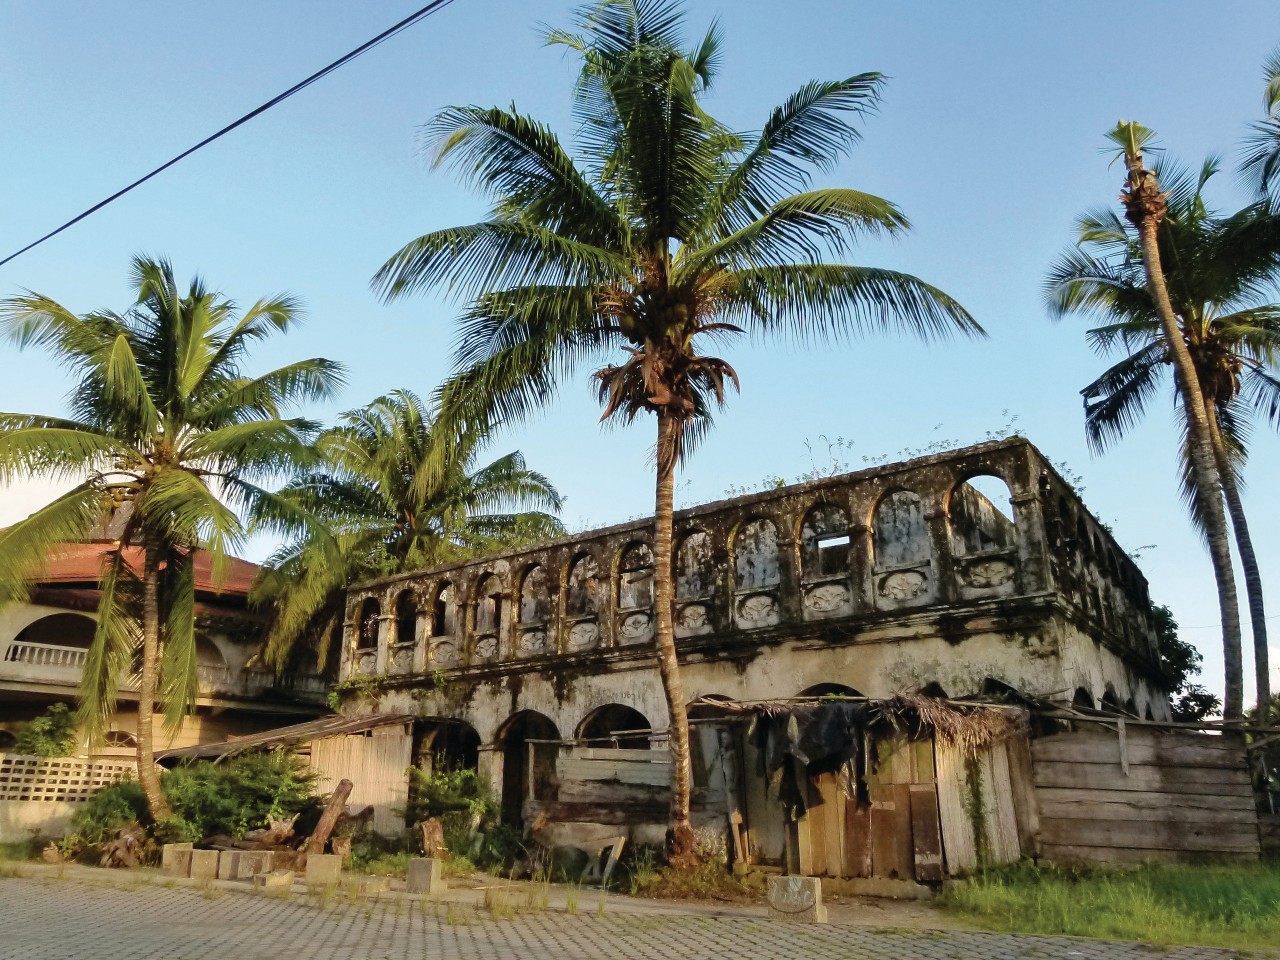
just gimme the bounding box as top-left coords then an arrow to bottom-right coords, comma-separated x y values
154,713 -> 415,761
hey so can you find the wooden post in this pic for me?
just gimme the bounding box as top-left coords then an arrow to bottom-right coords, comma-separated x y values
305,779 -> 353,855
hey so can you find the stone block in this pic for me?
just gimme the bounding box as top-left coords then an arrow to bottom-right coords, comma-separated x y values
358,876 -> 390,896
304,853 -> 342,887
162,843 -> 193,873
405,858 -> 445,896
767,875 -> 828,923
254,870 -> 295,890
189,849 -> 220,881
216,850 -> 240,881
237,851 -> 274,880
162,844 -> 192,875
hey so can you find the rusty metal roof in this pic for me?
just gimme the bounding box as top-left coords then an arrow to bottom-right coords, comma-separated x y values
154,712 -> 415,762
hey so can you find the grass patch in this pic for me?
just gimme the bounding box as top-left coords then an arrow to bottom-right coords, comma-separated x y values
0,839 -> 42,862
940,861 -> 1280,950
350,851 -> 411,877
629,860 -> 764,902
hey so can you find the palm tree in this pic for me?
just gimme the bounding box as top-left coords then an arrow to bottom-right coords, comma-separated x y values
1046,158 -> 1280,721
0,257 -> 342,817
1241,47 -> 1280,200
373,0 -> 981,853
1048,124 -> 1245,719
250,390 -> 564,669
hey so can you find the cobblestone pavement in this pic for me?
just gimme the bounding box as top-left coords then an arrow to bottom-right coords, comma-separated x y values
0,876 -> 1255,960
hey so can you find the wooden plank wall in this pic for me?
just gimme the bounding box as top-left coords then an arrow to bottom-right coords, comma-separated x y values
526,746 -> 674,827
309,725 -> 413,836
935,740 -> 1023,873
1031,726 -> 1260,866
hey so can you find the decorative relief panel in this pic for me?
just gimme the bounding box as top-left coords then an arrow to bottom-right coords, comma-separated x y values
736,592 -> 780,628
878,570 -> 927,602
802,581 -> 852,617
390,645 -> 414,674
473,635 -> 498,660
566,620 -> 599,652
618,611 -> 653,645
963,557 -> 1015,589
356,651 -> 378,675
676,602 -> 711,636
517,629 -> 547,656
429,641 -> 458,666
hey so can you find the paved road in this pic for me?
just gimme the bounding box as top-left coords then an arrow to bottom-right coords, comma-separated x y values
0,876 -> 1253,960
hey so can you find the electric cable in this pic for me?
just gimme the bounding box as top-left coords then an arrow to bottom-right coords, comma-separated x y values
0,0 -> 460,269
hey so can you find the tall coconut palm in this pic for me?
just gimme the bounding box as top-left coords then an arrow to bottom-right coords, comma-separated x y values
1046,158 -> 1280,721
373,0 -> 981,852
0,257 -> 342,817
250,390 -> 564,669
1241,47 -> 1280,200
1050,123 -> 1244,718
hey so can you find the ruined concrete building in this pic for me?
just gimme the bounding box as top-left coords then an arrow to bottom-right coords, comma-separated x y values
335,438 -> 1259,877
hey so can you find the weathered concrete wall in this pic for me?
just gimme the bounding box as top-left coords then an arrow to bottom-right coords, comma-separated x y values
341,438 -> 1170,812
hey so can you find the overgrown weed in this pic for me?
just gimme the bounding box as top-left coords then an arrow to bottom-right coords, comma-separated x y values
940,861 -> 1280,950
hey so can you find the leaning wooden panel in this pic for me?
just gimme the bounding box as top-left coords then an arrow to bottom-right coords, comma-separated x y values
909,783 -> 944,882
935,741 -> 977,873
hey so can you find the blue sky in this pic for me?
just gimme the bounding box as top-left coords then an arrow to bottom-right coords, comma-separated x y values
2,1 -> 1278,702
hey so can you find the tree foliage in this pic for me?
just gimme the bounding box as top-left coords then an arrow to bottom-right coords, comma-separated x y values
1152,605 -> 1220,722
249,389 -> 563,669
12,703 -> 78,757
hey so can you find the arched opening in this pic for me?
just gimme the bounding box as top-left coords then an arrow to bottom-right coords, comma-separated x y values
1144,704 -> 1155,721
950,475 -> 1016,555
518,565 -> 551,625
356,598 -> 380,650
431,582 -> 455,637
416,719 -> 481,775
687,693 -> 733,720
1072,687 -> 1095,710
873,490 -> 930,567
798,683 -> 862,700
103,730 -> 138,749
12,612 -> 97,651
498,711 -> 560,827
195,637 -> 229,688
918,681 -> 948,699
394,590 -> 418,646
0,730 -> 16,751
801,503 -> 851,579
578,704 -> 652,750
734,518 -> 781,591
981,677 -> 1021,701
675,530 -> 715,600
1100,688 -> 1121,713
565,553 -> 602,618
473,573 -> 502,636
617,542 -> 655,611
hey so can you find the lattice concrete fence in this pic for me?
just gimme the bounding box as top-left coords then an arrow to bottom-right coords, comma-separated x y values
0,753 -> 138,842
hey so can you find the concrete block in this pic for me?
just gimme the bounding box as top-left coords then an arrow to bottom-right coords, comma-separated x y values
164,845 -> 193,876
358,876 -> 390,895
767,875 -> 828,923
304,853 -> 342,887
237,851 -> 274,880
254,870 -> 295,890
189,849 -> 220,881
162,843 -> 193,873
216,850 -> 240,881
405,858 -> 446,896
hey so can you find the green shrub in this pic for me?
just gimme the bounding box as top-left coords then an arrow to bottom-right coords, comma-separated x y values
160,751 -> 321,839
70,750 -> 320,844
71,777 -> 148,843
406,767 -> 498,824
13,704 -> 78,757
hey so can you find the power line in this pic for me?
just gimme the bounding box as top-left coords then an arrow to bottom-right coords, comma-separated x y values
0,0 -> 459,269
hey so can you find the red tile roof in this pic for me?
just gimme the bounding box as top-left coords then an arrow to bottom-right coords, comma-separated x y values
42,543 -> 260,597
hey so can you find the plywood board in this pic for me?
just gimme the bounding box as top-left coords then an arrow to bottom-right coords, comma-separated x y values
909,783 -> 943,882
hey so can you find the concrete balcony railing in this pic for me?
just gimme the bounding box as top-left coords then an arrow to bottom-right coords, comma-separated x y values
1,641 -> 327,703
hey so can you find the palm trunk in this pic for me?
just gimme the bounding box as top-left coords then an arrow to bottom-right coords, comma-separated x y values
1123,151 -> 1244,719
654,410 -> 695,860
137,542 -> 172,820
1206,403 -> 1270,722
